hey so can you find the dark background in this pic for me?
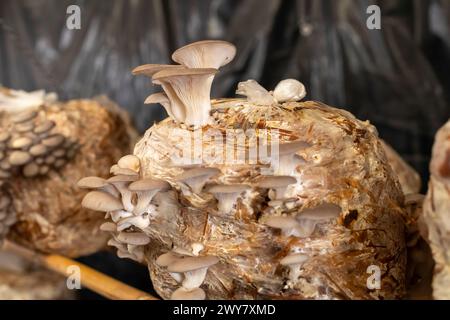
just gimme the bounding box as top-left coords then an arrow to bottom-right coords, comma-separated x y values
0,0 -> 449,299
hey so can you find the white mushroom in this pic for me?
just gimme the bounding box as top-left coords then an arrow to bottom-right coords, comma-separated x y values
265,216 -> 313,238
171,40 -> 236,69
297,203 -> 341,220
99,222 -> 117,232
109,209 -> 133,223
255,175 -> 297,200
171,287 -> 206,300
273,79 -> 306,103
280,253 -> 309,282
77,176 -> 120,197
167,256 -> 219,290
107,175 -> 139,212
117,232 -> 150,245
81,191 -> 123,212
176,167 -> 220,194
152,68 -> 218,127
128,178 -> 170,215
236,80 -> 275,105
156,251 -> 185,283
131,64 -> 185,77
273,140 -> 311,175
117,214 -> 150,231
145,92 -> 184,123
117,155 -> 141,173
208,184 -> 251,213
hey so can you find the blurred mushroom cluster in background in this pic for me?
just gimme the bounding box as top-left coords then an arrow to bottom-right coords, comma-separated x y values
0,0 -> 448,300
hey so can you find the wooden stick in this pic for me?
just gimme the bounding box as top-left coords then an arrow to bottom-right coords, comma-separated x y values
2,240 -> 159,300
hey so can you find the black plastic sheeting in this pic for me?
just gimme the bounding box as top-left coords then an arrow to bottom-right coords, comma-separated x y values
0,0 -> 449,298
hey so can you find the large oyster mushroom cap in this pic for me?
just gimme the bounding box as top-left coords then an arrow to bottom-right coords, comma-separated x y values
131,64 -> 185,77
81,191 -> 123,212
167,256 -> 219,273
171,40 -> 236,69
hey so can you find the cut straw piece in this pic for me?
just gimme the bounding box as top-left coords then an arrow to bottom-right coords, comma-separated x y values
2,240 -> 158,300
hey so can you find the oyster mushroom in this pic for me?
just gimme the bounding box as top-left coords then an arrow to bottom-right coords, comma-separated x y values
131,64 -> 185,77
145,93 -> 184,124
116,232 -> 150,245
128,178 -> 170,215
81,191 -> 123,212
171,287 -> 206,300
273,79 -> 306,103
117,155 -> 140,173
156,251 -> 185,283
152,68 -> 218,127
280,253 -> 309,282
77,176 -> 119,197
254,175 -> 297,200
107,174 -> 139,212
167,256 -> 219,290
117,214 -> 150,231
176,167 -> 220,194
273,140 -> 311,175
171,40 -> 236,69
208,184 -> 251,213
99,222 -> 117,232
265,216 -> 312,238
297,203 -> 341,220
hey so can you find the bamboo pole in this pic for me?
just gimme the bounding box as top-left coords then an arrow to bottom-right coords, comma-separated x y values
2,240 -> 159,300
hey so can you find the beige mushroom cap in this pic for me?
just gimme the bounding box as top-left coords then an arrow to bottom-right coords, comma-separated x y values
167,256 -> 219,273
156,252 -> 182,267
171,287 -> 205,300
278,140 -> 311,155
81,191 -> 123,212
208,184 -> 251,194
172,40 -> 236,69
132,64 -> 185,77
128,178 -> 170,192
255,175 -> 297,188
117,155 -> 140,172
177,167 -> 220,181
153,67 -> 218,82
144,92 -> 169,105
280,253 -> 309,266
107,174 -> 139,183
265,216 -> 299,229
77,176 -> 108,189
297,203 -> 341,220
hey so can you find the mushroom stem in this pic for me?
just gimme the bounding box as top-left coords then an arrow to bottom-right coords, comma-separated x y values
182,267 -> 208,290
133,190 -> 158,215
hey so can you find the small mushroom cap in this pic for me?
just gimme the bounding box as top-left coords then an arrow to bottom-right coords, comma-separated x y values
280,253 -> 309,266
167,256 -> 219,273
277,140 -> 311,155
29,144 -> 48,156
265,216 -> 299,229
99,222 -> 117,232
156,252 -> 182,267
297,203 -> 341,220
111,167 -> 139,176
107,174 -> 139,183
172,40 -> 236,69
8,151 -> 31,166
81,191 -> 123,212
255,175 -> 297,188
117,232 -> 150,245
77,176 -> 108,189
132,64 -> 185,76
152,67 -> 218,82
144,92 -> 169,105
11,110 -> 37,123
176,167 -> 220,182
117,155 -> 140,172
208,184 -> 250,194
128,178 -> 170,192
171,287 -> 205,300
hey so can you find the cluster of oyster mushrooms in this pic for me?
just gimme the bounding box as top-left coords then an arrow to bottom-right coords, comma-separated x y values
0,109 -> 79,182
80,40 -> 408,300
